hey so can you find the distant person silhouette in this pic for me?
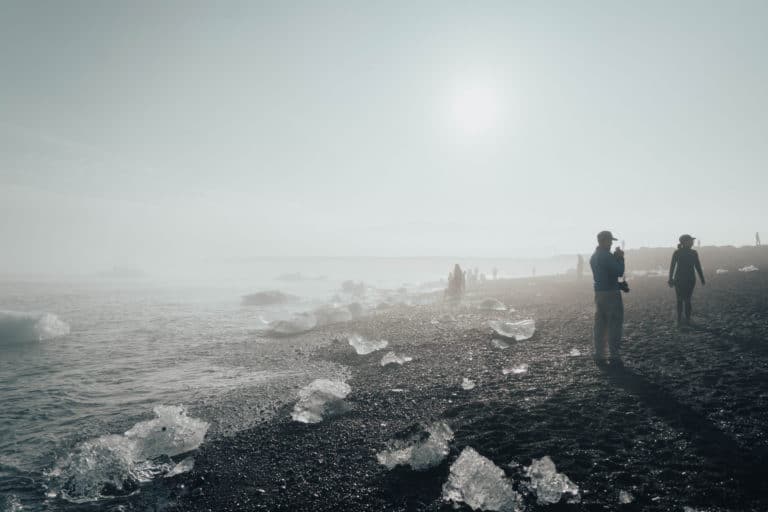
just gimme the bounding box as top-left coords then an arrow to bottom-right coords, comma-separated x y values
590,230 -> 625,366
445,264 -> 466,301
757,232 -> 762,247
668,234 -> 705,327
492,267 -> 498,280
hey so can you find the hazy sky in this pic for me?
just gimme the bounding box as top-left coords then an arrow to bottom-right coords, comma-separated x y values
1,1 -> 766,274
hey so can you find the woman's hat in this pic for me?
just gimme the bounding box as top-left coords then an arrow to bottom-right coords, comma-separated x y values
679,234 -> 695,243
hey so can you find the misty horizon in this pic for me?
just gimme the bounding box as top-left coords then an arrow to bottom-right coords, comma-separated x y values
2,1 -> 767,275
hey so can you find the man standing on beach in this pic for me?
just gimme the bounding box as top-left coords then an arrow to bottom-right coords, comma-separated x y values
590,231 -> 625,366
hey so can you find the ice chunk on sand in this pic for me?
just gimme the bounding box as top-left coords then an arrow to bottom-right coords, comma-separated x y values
478,298 -> 507,311
0,310 -> 70,343
377,422 -> 454,470
438,313 -> 457,322
739,265 -> 759,272
442,447 -> 523,512
48,405 -> 207,502
380,351 -> 413,366
715,268 -> 729,274
488,319 -> 535,341
524,455 -> 579,504
618,490 -> 634,504
313,305 -> 353,326
291,379 -> 351,423
491,339 -> 510,349
502,364 -> 528,375
348,334 -> 388,355
568,348 -> 581,357
124,405 -> 209,459
266,313 -> 317,335
461,377 -> 476,390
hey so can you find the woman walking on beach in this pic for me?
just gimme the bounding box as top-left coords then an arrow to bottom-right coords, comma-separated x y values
668,234 -> 705,327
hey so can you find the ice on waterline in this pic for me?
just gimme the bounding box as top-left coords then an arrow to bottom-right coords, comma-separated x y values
348,334 -> 388,355
48,406 -> 207,502
461,377 -> 476,390
291,379 -> 351,423
488,319 -> 535,341
267,313 -> 317,335
380,351 -> 413,366
739,265 -> 759,272
0,310 -> 70,343
124,405 -> 208,459
478,298 -> 507,311
442,447 -> 523,512
377,422 -> 454,471
524,456 -> 579,504
715,268 -> 729,274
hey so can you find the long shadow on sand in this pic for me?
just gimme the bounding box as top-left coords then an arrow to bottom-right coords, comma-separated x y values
604,364 -> 767,495
447,363 -> 768,510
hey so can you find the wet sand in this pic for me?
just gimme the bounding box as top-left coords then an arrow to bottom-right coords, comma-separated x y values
169,270 -> 768,511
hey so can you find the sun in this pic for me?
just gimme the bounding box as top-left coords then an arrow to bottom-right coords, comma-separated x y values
449,83 -> 501,137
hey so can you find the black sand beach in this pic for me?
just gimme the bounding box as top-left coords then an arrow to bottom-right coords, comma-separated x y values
168,267 -> 768,511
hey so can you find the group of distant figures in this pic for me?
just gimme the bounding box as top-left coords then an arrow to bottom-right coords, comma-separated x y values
443,230 -> 763,369
444,264 -> 499,301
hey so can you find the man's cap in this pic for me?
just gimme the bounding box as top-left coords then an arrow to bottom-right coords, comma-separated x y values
679,234 -> 696,242
597,230 -> 618,242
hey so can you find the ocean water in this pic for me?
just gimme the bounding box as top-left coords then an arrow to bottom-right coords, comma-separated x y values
0,257 -> 567,510
0,277 -> 356,511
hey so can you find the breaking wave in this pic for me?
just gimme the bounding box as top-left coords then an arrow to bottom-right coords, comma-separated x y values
0,310 -> 70,343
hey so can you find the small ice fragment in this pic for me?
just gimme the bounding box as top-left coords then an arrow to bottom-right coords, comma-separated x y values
389,388 -> 407,393
442,447 -> 523,512
166,456 -> 195,477
488,319 -> 535,341
524,455 -> 579,505
478,298 -> 507,311
430,319 -> 440,325
291,379 -> 351,423
618,490 -> 634,504
377,422 -> 454,471
738,265 -> 759,272
347,334 -> 388,355
491,338 -> 510,349
502,364 -> 528,375
715,268 -> 729,274
380,351 -> 413,366
568,348 -> 581,357
461,378 -> 476,390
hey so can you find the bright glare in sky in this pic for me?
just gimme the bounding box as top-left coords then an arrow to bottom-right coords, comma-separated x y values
449,83 -> 502,137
